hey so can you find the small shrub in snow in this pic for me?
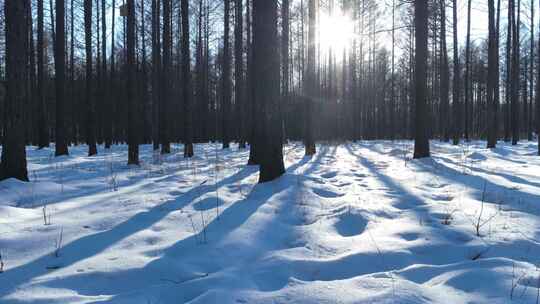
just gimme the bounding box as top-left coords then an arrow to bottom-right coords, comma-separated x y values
471,182 -> 498,237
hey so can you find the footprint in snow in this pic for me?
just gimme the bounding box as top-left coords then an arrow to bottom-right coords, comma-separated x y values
398,232 -> 421,241
321,171 -> 338,179
312,188 -> 344,198
334,212 -> 367,237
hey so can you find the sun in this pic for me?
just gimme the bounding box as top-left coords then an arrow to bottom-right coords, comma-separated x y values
318,11 -> 354,55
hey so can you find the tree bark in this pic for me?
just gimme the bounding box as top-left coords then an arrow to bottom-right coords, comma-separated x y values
253,0 -> 285,183
304,0 -> 316,156
127,0 -> 139,164
85,0 -> 97,156
54,0 -> 68,156
161,0 -> 171,154
413,0 -> 430,158
1,0 -> 29,181
37,0 -> 49,149
451,0 -> 460,145
440,0 -> 450,142
487,0 -> 498,148
182,0 -> 194,157
235,0 -> 246,149
222,0 -> 232,149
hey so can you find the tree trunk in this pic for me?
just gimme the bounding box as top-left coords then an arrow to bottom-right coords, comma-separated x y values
37,0 -> 49,149
1,0 -> 29,181
511,0 -> 520,145
304,0 -> 316,156
281,0 -> 289,143
413,0 -> 430,158
440,0 -> 450,142
452,0 -> 460,145
151,0 -> 160,150
55,0 -> 68,156
487,0 -> 498,148
85,0 -> 97,156
222,0 -> 232,149
127,0 -> 139,164
236,0 -> 246,149
161,0 -> 171,154
253,0 -> 285,183
181,0 -> 194,157
537,0 -> 540,154
464,0 -> 472,142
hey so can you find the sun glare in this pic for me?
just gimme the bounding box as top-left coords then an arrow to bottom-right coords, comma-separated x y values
319,11 -> 354,55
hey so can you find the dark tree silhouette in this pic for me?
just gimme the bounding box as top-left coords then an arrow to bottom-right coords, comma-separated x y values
413,0 -> 430,158
127,0 -> 139,165
55,0 -> 69,156
182,0 -> 194,158
0,0 -> 29,182
253,0 -> 285,183
85,0 -> 97,156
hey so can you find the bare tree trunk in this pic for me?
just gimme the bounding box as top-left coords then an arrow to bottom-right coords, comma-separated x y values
511,0 -> 520,145
537,0 -> 540,154
222,0 -> 232,149
55,0 -> 69,156
181,0 -> 193,157
487,0 -> 498,148
161,0 -> 171,154
505,0 -> 512,142
254,0 -> 285,182
151,0 -> 160,150
440,0 -> 450,142
528,0 -> 534,141
304,0 -> 316,156
127,0 -> 139,164
413,0 -> 430,158
452,0 -> 460,145
37,0 -> 49,148
281,0 -> 289,142
1,0 -> 29,181
236,0 -> 246,149
85,0 -> 97,156
464,0 -> 472,142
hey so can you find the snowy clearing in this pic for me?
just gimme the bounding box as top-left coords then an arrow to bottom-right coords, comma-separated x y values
1,141 -> 540,303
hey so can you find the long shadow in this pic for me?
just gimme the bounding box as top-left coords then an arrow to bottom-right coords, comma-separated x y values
415,157 -> 540,216
344,143 -> 426,212
0,163 -> 259,300
0,153 -> 314,302
432,154 -> 540,190
33,155 -> 317,303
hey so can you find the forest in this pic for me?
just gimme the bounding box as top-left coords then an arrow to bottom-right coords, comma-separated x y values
1,0 -> 540,303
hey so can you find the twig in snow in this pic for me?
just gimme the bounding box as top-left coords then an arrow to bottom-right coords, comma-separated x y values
473,182 -> 499,237
43,204 -> 52,226
0,249 -> 4,273
188,214 -> 200,245
54,227 -> 64,258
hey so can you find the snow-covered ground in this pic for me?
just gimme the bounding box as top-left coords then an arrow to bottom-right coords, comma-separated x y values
1,141 -> 540,303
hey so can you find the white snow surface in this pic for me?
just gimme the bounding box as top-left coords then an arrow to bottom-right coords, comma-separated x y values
1,141 -> 540,303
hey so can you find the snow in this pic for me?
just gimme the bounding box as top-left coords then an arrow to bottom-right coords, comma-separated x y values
1,141 -> 540,303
